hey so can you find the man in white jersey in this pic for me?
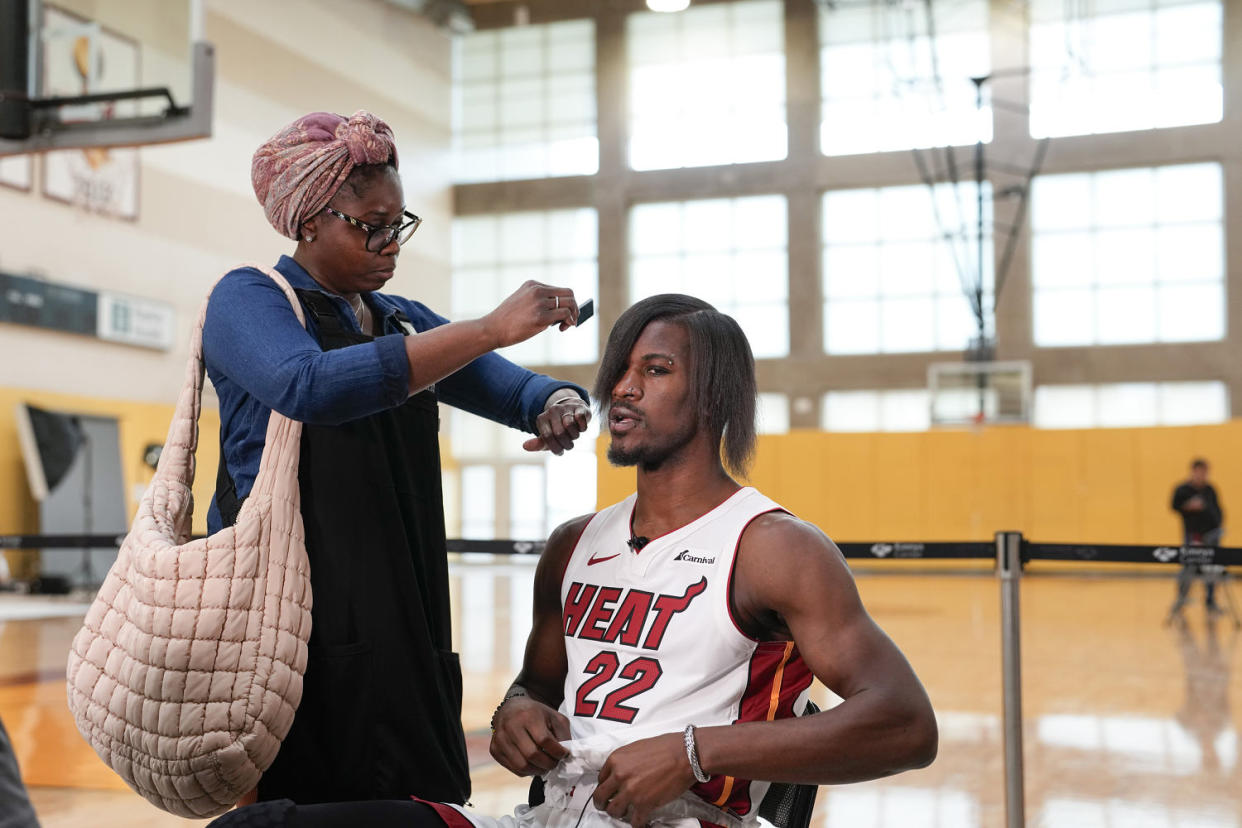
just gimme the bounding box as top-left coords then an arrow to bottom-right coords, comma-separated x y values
478,294 -> 937,828
210,294 -> 936,828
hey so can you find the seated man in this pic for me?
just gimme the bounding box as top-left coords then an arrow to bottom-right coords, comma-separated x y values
213,294 -> 937,828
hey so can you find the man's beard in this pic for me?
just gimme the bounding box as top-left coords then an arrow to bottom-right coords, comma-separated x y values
607,418 -> 698,471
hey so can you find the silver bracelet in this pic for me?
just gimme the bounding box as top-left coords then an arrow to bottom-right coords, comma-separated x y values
683,724 -> 710,783
490,686 -> 527,732
544,388 -> 584,410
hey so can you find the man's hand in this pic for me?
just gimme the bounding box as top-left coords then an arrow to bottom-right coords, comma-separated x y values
525,391 -> 591,456
591,733 -> 697,826
1185,495 -> 1205,511
489,697 -> 571,777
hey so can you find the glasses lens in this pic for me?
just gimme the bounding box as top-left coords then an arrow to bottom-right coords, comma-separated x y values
366,228 -> 396,252
397,219 -> 420,246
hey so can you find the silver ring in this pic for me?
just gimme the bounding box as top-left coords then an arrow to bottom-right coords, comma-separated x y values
554,296 -> 560,310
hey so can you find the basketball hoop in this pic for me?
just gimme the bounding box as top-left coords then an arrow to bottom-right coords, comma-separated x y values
929,360 -> 1032,427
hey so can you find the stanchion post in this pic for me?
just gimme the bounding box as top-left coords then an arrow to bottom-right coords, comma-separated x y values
996,530 -> 1025,828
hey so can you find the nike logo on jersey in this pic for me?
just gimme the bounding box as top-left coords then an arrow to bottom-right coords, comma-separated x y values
673,549 -> 716,565
587,553 -> 621,566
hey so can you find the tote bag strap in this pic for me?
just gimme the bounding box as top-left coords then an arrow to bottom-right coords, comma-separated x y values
152,265 -> 308,494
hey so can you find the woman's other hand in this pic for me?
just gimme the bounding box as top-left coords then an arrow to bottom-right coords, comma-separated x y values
484,281 -> 579,348
525,390 -> 591,455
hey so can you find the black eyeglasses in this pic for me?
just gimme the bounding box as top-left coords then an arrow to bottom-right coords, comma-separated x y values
323,206 -> 423,252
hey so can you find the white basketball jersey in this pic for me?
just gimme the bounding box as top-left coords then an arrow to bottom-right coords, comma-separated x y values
558,487 -> 813,822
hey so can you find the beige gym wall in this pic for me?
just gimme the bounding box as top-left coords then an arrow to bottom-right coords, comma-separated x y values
0,0 -> 456,558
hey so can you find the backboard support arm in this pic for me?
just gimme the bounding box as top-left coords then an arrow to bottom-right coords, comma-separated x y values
0,0 -> 214,156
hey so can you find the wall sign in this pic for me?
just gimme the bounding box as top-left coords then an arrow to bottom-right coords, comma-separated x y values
0,271 -> 173,350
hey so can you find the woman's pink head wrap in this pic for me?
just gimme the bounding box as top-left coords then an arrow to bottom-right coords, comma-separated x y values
251,110 -> 399,240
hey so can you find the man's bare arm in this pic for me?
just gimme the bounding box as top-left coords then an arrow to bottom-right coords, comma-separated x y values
695,512 -> 937,783
488,514 -> 590,777
591,513 -> 936,824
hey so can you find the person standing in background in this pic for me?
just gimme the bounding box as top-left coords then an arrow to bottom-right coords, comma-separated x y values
1171,458 -> 1224,614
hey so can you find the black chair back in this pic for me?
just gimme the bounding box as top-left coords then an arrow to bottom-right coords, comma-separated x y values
756,699 -> 821,828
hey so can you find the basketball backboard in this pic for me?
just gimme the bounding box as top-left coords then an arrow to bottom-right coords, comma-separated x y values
928,360 -> 1032,427
0,0 -> 213,156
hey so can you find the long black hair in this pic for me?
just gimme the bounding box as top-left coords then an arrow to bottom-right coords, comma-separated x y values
593,294 -> 757,477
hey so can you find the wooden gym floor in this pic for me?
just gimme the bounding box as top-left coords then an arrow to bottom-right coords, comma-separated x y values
3,559 -> 1240,827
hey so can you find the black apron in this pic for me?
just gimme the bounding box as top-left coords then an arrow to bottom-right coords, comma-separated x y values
216,289 -> 471,805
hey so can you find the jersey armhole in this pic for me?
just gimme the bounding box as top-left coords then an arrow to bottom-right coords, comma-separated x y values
555,512 -> 599,602
726,507 -> 790,642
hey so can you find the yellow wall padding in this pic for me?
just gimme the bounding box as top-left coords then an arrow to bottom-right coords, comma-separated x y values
0,387 -> 221,576
597,421 -> 1242,546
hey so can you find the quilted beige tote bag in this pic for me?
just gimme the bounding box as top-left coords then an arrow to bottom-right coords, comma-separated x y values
66,265 -> 313,818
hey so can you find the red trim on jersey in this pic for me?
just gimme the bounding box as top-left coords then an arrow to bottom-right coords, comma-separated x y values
691,639 -> 814,817
560,512 -> 599,597
409,797 -> 472,828
724,507 -> 789,641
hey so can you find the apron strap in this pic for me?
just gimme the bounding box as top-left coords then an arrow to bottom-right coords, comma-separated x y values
294,288 -> 357,341
215,435 -> 244,528
293,288 -> 418,339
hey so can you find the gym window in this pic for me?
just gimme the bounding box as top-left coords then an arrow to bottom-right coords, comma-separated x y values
448,410 -> 600,540
452,208 -> 599,366
821,389 -> 932,433
1033,382 -> 1228,429
822,183 -> 993,355
758,393 -> 790,435
627,0 -> 786,171
453,19 -> 598,182
629,195 -> 789,358
819,0 -> 991,157
1031,163 -> 1224,347
1028,0 -> 1222,139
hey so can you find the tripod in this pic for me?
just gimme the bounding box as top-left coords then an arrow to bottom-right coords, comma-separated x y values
76,426 -> 95,589
1167,562 -> 1241,629
1214,569 -> 1241,629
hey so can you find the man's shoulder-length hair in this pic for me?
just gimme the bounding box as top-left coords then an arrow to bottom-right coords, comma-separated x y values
592,293 -> 757,477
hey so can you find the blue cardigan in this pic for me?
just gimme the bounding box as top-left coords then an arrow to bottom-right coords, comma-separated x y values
202,255 -> 586,532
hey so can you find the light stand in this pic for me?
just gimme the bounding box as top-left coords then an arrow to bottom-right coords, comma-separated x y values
75,420 -> 94,589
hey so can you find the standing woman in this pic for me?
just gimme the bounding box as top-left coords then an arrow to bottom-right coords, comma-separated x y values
202,111 -> 591,807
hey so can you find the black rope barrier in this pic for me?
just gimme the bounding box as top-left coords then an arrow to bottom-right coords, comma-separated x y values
6,534 -> 1241,568
446,539 -> 545,556
0,533 -> 128,549
1025,542 -> 1242,567
2,535 -> 547,554
836,541 -> 992,560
